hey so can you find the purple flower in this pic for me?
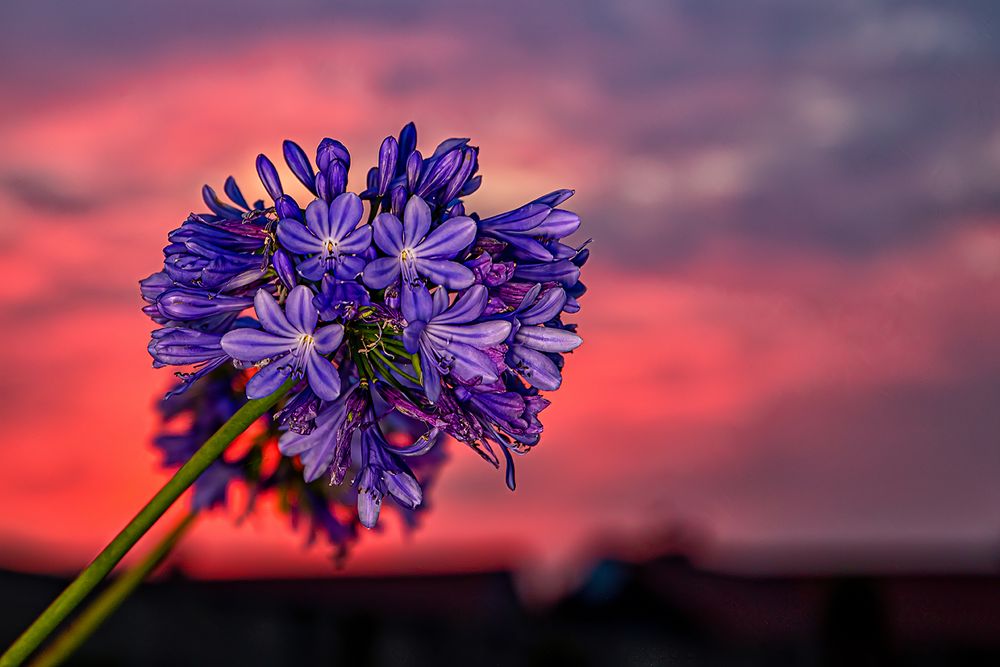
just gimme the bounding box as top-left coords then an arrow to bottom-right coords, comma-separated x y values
272,249 -> 298,290
456,386 -> 548,447
507,287 -> 582,390
273,386 -> 321,435
312,274 -> 371,321
375,136 -> 398,197
221,286 -> 344,400
277,192 -> 373,281
143,124 -> 588,523
453,386 -> 550,489
278,382 -> 364,483
466,252 -> 515,288
256,154 -> 283,201
512,258 -> 580,287
146,326 -> 233,398
163,240 -> 267,292
401,284 -> 511,401
356,419 -> 423,529
363,195 -> 477,290
140,271 -> 173,324
148,327 -> 225,367
479,190 -> 580,262
155,288 -> 254,323
282,139 -> 317,195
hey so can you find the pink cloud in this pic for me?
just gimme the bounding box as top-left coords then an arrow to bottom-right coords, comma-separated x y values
2,19 -> 999,593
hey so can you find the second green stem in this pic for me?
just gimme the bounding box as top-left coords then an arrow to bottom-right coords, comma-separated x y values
30,512 -> 198,667
0,377 -> 294,667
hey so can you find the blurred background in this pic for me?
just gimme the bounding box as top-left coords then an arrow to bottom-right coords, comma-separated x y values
2,0 -> 1000,664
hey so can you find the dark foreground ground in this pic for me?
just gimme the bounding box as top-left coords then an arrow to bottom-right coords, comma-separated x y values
3,555 -> 1000,666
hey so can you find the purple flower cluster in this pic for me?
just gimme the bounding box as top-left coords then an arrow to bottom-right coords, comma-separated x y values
142,123 -> 587,530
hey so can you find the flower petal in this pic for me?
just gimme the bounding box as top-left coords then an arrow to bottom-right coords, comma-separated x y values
276,219 -> 320,254
362,256 -> 401,289
414,258 -> 475,290
278,427 -> 318,457
480,202 -> 549,233
313,323 -> 344,355
338,224 -> 373,254
282,140 -> 316,193
419,347 -> 442,402
532,189 -> 575,207
403,319 -> 425,354
448,342 -> 499,385
519,287 -> 568,325
428,320 -> 511,348
357,485 -> 383,529
416,216 -> 476,258
285,285 -> 318,333
328,192 -> 364,240
220,328 -> 295,361
516,325 -> 582,353
256,154 -> 283,200
510,345 -> 563,390
377,136 -> 399,196
306,351 -> 342,400
401,284 -> 433,324
402,195 -> 431,246
372,212 -> 404,255
224,176 -> 250,209
246,360 -> 291,398
534,209 -> 580,239
495,231 -> 554,262
385,470 -> 422,508
305,198 -> 331,239
296,255 -> 326,281
254,289 -> 297,337
301,442 -> 336,483
431,286 -> 450,318
333,254 -> 367,280
433,284 -> 487,325
513,259 -> 580,286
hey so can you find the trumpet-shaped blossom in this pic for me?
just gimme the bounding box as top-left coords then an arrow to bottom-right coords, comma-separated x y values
356,418 -> 423,529
363,195 -> 476,290
478,190 -> 580,262
506,286 -> 582,391
313,274 -> 371,321
277,192 -> 372,280
221,286 -> 344,400
278,383 -> 364,483
402,285 -> 511,401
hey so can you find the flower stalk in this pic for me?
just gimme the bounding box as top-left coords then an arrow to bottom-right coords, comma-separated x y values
0,378 -> 294,667
29,512 -> 198,667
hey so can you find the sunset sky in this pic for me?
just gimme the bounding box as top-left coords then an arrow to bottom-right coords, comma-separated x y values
2,0 -> 1000,599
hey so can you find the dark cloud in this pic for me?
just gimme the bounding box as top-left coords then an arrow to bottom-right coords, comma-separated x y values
0,171 -> 105,214
4,1 -> 1000,263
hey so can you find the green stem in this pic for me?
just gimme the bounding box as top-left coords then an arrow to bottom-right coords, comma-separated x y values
0,377 -> 294,667
410,352 -> 424,384
29,513 -> 198,667
353,350 -> 376,383
366,356 -> 408,392
370,348 -> 420,385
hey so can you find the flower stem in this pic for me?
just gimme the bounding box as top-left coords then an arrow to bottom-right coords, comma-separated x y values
29,512 -> 198,667
370,348 -> 420,385
0,377 -> 294,667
